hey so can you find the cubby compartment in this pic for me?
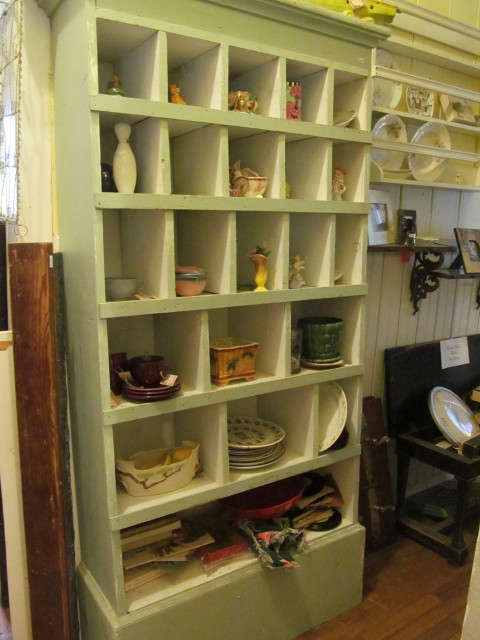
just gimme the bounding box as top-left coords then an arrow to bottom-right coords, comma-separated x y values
291,295 -> 365,366
167,33 -> 224,109
333,70 -> 368,130
175,210 -> 235,295
334,214 -> 366,286
171,125 -> 228,196
208,303 -> 288,382
285,60 -> 329,124
332,141 -> 366,202
103,209 -> 175,299
285,137 -> 330,200
106,310 -> 210,396
96,19 -> 163,100
236,211 -> 288,291
226,387 -> 316,476
289,213 -> 333,288
228,47 -> 282,118
229,130 -> 283,198
113,405 -> 226,516
99,117 -> 171,194
306,457 -> 359,532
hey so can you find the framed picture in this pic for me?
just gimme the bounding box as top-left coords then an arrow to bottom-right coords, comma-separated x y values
454,228 -> 480,274
368,190 -> 394,245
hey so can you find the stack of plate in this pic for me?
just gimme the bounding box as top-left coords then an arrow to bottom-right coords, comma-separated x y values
227,416 -> 286,469
121,378 -> 181,402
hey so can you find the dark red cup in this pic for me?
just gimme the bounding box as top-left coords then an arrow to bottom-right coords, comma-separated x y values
129,355 -> 168,387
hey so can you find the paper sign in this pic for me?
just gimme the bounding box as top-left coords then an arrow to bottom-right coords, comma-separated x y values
440,337 -> 470,369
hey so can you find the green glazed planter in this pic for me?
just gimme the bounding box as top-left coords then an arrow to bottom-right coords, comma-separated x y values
298,316 -> 343,362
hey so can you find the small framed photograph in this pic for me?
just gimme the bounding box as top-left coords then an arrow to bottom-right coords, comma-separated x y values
368,190 -> 394,245
454,228 -> 480,274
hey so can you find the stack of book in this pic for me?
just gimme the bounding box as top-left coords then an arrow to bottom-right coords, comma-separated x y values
290,475 -> 344,529
121,516 -> 214,591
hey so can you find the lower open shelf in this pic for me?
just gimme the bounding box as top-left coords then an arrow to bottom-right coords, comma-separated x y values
78,522 -> 365,640
125,519 -> 356,612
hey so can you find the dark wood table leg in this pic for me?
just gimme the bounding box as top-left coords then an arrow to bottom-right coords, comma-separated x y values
451,477 -> 472,552
396,454 -> 410,518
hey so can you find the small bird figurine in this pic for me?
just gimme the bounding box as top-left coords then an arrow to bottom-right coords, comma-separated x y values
169,84 -> 186,105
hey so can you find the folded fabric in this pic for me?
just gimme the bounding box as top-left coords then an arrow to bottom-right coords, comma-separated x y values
235,518 -> 305,569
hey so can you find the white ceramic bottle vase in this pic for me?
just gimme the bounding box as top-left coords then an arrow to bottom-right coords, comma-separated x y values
113,122 -> 137,194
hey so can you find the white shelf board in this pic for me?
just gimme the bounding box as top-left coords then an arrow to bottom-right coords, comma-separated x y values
373,106 -> 480,137
113,444 -> 361,530
95,192 -> 370,213
99,284 -> 368,319
374,66 -> 480,104
104,364 -> 365,426
92,94 -> 371,144
372,140 -> 479,164
371,178 -> 480,192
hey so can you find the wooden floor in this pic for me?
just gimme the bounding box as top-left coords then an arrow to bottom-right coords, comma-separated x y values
296,524 -> 479,640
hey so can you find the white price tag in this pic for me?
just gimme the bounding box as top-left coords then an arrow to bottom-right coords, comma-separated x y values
440,337 -> 469,369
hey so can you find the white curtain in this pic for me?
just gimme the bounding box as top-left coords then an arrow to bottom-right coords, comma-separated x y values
0,0 -> 23,222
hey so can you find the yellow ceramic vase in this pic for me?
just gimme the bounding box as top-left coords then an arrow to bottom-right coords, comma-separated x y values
250,253 -> 268,291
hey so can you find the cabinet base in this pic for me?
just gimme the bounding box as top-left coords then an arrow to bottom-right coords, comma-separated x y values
78,525 -> 365,640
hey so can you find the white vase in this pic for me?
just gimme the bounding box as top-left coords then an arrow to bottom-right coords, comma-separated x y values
113,122 -> 137,194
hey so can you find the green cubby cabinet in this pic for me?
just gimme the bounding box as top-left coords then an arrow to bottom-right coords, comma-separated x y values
49,0 -> 388,638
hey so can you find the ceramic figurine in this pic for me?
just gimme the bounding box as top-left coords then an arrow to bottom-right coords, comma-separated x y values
289,254 -> 306,289
286,82 -> 302,121
228,90 -> 258,114
332,167 -> 347,201
106,75 -> 127,97
113,122 -> 137,194
230,160 -> 269,197
169,84 -> 186,105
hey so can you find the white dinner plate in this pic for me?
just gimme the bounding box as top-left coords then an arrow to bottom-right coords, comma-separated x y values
227,416 -> 286,449
373,50 -> 402,109
428,387 -> 480,447
407,121 -> 450,182
318,381 -> 348,452
371,114 -> 407,170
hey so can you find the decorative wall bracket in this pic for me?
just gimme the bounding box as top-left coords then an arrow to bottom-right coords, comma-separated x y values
410,250 -> 444,315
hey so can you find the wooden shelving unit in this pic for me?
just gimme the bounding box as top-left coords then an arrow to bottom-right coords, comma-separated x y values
371,47 -> 480,191
48,1 -> 387,638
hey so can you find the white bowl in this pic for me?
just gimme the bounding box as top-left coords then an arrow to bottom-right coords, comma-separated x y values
116,441 -> 199,496
105,277 -> 138,301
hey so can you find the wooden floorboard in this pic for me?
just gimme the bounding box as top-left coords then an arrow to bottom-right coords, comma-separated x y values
295,523 -> 479,640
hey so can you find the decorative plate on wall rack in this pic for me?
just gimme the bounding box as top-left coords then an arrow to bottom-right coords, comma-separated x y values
371,114 -> 407,170
373,50 -> 402,110
407,121 -> 450,182
406,86 -> 435,117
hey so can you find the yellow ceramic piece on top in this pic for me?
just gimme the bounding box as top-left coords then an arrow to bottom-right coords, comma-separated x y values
169,84 -> 186,105
305,0 -> 397,24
